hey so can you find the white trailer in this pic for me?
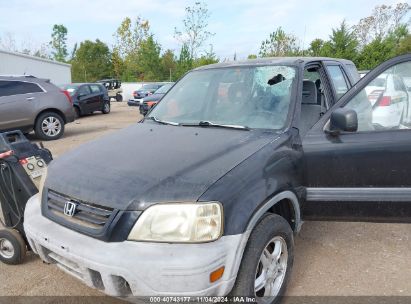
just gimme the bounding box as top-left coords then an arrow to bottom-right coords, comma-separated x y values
0,50 -> 71,84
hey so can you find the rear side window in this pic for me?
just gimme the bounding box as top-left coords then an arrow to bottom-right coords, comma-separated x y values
78,85 -> 91,96
326,65 -> 349,99
346,64 -> 360,83
0,80 -> 43,97
90,85 -> 101,93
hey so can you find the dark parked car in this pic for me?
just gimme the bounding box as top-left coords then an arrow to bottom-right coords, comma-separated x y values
127,83 -> 174,110
25,55 -> 411,302
138,83 -> 174,115
60,83 -> 110,117
0,75 -> 75,140
132,83 -> 165,99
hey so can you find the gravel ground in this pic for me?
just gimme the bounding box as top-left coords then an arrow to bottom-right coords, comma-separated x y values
0,102 -> 410,299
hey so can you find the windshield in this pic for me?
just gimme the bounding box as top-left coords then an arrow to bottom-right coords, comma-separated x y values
59,84 -> 79,96
148,65 -> 296,130
155,83 -> 173,94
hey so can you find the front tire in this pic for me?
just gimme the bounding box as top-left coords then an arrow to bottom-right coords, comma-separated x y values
74,107 -> 81,119
102,102 -> 110,114
116,94 -> 123,102
0,229 -> 27,265
34,112 -> 65,140
230,214 -> 294,304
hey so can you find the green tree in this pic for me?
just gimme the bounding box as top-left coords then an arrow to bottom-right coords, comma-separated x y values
71,39 -> 112,82
161,49 -> 177,81
113,17 -> 150,58
193,45 -> 218,68
325,20 -> 358,61
175,44 -> 193,79
397,34 -> 411,54
50,24 -> 68,62
136,36 -> 162,81
111,48 -> 124,79
174,1 -> 214,58
356,27 -> 410,69
308,38 -> 325,56
259,27 -> 299,57
356,36 -> 396,69
247,54 -> 257,59
113,17 -> 151,81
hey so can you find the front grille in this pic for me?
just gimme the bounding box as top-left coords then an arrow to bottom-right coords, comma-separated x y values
45,190 -> 117,235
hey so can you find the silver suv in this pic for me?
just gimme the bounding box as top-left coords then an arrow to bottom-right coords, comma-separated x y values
0,76 -> 75,140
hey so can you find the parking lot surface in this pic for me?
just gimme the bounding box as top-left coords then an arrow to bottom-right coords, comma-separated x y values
0,103 -> 410,298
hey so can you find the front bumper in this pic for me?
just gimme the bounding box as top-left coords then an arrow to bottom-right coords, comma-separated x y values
24,194 -> 248,297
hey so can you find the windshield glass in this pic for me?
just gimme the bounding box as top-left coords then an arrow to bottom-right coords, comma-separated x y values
59,84 -> 79,96
155,83 -> 173,94
148,65 -> 296,130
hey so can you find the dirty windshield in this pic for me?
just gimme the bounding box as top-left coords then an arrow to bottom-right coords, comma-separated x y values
148,65 -> 296,130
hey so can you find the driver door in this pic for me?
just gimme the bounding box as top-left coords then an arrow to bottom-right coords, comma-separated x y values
302,54 -> 411,223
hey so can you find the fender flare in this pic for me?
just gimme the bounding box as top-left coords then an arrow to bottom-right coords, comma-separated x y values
246,190 -> 302,233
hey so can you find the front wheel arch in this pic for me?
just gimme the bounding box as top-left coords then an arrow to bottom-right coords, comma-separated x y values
246,190 -> 302,234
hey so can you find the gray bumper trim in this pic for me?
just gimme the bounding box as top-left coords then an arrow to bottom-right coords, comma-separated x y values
24,194 -> 249,297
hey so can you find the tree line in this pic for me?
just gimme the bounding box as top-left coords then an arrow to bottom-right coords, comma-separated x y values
1,2 -> 410,83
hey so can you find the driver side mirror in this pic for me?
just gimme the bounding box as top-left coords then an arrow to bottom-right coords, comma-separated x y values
328,108 -> 358,135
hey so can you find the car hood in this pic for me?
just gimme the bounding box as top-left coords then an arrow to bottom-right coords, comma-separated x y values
45,123 -> 275,210
143,93 -> 164,102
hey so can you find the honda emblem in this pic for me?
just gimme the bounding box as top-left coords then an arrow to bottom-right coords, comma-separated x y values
64,201 -> 77,217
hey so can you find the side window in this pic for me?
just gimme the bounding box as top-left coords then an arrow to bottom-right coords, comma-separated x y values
343,61 -> 411,132
90,85 -> 101,93
78,85 -> 91,96
0,80 -> 42,97
346,64 -> 360,83
327,65 -> 349,100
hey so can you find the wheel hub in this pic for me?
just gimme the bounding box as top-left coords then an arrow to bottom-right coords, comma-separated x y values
0,238 -> 14,258
254,236 -> 288,298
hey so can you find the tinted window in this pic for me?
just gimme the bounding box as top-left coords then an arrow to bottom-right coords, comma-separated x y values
78,85 -> 91,96
343,61 -> 411,132
90,85 -> 101,93
346,64 -> 360,83
327,65 -> 349,99
0,80 -> 43,97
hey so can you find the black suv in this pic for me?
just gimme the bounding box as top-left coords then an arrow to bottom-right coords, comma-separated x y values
25,55 -> 411,302
60,83 -> 110,117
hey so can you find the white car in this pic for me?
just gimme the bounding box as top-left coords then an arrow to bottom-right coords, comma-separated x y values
365,73 -> 410,128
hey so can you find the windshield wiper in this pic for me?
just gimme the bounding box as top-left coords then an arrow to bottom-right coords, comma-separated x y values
181,121 -> 250,130
146,116 -> 179,126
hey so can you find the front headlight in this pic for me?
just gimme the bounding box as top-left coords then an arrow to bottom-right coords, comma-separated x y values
128,202 -> 223,243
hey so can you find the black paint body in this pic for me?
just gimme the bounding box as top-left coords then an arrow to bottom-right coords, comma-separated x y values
43,56 -> 411,241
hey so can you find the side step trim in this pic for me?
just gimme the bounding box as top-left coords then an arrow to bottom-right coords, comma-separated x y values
306,187 -> 411,202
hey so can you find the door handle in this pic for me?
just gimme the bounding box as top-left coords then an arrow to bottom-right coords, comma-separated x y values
26,97 -> 35,101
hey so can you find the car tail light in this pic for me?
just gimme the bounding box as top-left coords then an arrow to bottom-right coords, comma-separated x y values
61,90 -> 72,104
368,90 -> 384,104
146,101 -> 157,107
378,96 -> 392,107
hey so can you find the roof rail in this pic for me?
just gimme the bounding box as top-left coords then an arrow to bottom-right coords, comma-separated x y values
0,74 -> 37,78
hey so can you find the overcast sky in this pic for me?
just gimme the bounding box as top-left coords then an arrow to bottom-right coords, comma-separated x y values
0,0 -> 405,59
